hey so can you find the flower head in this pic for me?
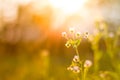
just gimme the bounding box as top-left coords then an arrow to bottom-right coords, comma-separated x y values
73,55 -> 79,62
67,66 -> 73,71
65,42 -> 71,48
76,32 -> 81,38
62,32 -> 67,38
84,60 -> 92,68
84,32 -> 89,39
72,66 -> 80,73
67,66 -> 80,73
69,27 -> 75,33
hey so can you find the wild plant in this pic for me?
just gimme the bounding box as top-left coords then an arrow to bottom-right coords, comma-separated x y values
62,27 -> 92,80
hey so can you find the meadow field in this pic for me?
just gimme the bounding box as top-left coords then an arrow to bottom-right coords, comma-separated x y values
0,0 -> 120,80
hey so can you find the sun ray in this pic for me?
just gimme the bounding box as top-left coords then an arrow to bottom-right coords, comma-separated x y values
49,0 -> 87,14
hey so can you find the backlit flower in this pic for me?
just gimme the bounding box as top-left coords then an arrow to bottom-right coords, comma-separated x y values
69,27 -> 75,33
73,55 -> 79,62
72,66 -> 80,73
62,32 -> 67,38
84,60 -> 92,68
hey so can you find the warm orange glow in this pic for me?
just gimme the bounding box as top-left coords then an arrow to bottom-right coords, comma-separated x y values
0,0 -> 89,30
17,0 -> 32,5
49,0 -> 87,14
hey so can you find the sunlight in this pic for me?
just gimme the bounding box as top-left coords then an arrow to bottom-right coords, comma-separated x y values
17,0 -> 32,5
0,0 -> 90,30
48,0 -> 90,30
49,0 -> 87,14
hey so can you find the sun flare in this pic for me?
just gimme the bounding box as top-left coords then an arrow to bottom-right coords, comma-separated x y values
49,0 -> 87,14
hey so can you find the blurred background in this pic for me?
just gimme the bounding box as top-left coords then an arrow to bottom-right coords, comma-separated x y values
0,0 -> 120,80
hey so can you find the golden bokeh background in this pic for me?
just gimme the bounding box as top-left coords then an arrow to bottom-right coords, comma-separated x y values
0,0 -> 120,80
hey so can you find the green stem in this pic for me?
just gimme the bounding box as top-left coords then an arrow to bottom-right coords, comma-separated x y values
83,68 -> 88,80
75,47 -> 80,60
75,47 -> 81,80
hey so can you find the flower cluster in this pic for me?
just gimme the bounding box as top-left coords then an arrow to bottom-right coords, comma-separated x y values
62,27 -> 89,49
67,65 -> 80,73
67,55 -> 80,73
67,57 -> 92,73
62,27 -> 92,80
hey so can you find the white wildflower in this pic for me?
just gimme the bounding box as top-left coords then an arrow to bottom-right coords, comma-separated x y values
62,32 -> 67,38
84,60 -> 92,68
72,66 -> 80,73
69,27 -> 75,33
73,55 -> 79,62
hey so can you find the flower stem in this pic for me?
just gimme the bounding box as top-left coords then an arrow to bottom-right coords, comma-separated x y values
83,68 -> 88,80
75,47 -> 82,80
75,47 -> 80,60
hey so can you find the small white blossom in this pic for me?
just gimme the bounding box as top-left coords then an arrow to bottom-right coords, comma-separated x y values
69,27 -> 75,33
67,66 -> 73,71
76,32 -> 81,38
72,66 -> 80,73
67,66 -> 80,73
84,60 -> 92,68
65,43 -> 71,48
73,55 -> 79,62
84,32 -> 89,38
62,32 -> 67,37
